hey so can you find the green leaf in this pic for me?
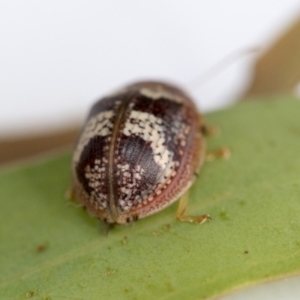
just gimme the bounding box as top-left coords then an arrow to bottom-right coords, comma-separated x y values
1,97 -> 300,300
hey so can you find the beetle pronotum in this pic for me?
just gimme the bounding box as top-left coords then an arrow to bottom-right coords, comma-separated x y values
71,81 -> 210,225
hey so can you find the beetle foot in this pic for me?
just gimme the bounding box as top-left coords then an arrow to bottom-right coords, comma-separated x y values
200,124 -> 219,136
177,214 -> 211,224
206,146 -> 231,161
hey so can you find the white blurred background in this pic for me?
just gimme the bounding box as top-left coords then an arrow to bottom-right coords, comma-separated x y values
1,1 -> 300,137
1,1 -> 300,299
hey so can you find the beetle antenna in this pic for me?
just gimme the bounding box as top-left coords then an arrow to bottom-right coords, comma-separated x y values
185,47 -> 259,91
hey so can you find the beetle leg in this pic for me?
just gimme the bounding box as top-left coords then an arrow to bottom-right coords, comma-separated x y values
200,124 -> 218,136
206,146 -> 231,161
176,190 -> 211,224
101,219 -> 116,236
65,187 -> 76,202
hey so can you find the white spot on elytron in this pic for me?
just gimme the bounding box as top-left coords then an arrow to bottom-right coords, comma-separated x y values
123,110 -> 174,171
83,159 -> 110,210
140,87 -> 183,103
117,163 -> 130,171
73,110 -> 114,163
134,173 -> 141,180
184,126 -> 191,135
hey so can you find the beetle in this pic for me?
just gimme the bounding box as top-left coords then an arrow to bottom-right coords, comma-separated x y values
71,81 -> 210,225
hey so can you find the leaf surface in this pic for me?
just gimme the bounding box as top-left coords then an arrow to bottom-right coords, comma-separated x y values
1,98 -> 300,300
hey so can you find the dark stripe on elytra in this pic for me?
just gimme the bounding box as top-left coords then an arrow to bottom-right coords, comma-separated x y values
118,134 -> 160,187
116,134 -> 161,206
76,135 -> 109,197
132,94 -> 182,119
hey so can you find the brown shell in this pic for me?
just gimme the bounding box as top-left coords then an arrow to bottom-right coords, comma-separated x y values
72,81 -> 205,224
